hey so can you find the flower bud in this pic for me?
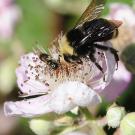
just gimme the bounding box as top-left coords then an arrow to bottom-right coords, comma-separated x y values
120,112 -> 135,135
54,116 -> 74,126
0,58 -> 16,95
29,119 -> 54,135
106,103 -> 126,128
121,44 -> 135,74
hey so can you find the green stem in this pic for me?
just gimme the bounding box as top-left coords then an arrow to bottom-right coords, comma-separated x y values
79,107 -> 93,120
58,121 -> 89,135
66,111 -> 78,118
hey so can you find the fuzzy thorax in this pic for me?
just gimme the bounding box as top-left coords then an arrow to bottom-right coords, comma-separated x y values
58,35 -> 74,56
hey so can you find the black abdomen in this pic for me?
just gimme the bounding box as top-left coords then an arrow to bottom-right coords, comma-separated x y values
82,18 -> 117,41
66,18 -> 118,55
67,18 -> 117,43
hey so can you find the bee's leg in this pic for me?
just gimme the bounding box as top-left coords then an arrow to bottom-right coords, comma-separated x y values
88,48 -> 106,80
110,48 -> 119,70
58,55 -> 61,63
89,51 -> 106,81
64,54 -> 83,64
93,43 -> 119,70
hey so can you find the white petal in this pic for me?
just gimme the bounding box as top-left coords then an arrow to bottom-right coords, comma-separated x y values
16,67 -> 49,96
16,53 -> 49,96
89,41 -> 116,92
113,61 -> 131,82
67,81 -> 101,106
50,82 -> 76,114
50,81 -> 101,114
4,95 -> 52,117
101,61 -> 131,101
18,53 -> 46,81
0,0 -> 21,39
109,3 -> 135,27
104,42 -> 116,85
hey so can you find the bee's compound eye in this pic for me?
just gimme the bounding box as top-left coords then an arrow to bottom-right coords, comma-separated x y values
48,60 -> 59,70
51,63 -> 58,69
51,62 -> 59,70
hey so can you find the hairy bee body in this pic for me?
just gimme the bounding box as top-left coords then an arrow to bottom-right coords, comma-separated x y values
61,18 -> 120,66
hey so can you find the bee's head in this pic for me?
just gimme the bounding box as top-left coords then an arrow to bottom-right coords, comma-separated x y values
39,53 -> 59,70
47,60 -> 59,70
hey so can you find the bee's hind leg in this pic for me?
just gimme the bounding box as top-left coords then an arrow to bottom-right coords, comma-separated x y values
88,50 -> 106,81
93,43 -> 119,70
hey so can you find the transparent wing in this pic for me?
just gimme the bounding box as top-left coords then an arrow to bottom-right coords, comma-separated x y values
75,0 -> 106,28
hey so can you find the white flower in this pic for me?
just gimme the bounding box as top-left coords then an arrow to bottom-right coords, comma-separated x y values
120,112 -> 135,135
102,61 -> 131,101
108,3 -> 135,27
49,81 -> 101,114
106,103 -> 126,128
4,41 -> 116,117
107,3 -> 135,51
29,119 -> 54,135
0,0 -> 21,40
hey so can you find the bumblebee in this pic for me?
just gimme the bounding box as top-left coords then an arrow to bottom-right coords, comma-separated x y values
40,0 -> 122,72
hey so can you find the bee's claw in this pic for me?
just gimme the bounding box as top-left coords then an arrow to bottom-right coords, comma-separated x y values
115,62 -> 118,70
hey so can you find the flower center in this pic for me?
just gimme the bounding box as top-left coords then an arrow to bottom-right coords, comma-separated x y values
43,58 -> 94,90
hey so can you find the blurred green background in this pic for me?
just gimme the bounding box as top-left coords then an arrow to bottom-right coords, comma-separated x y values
0,0 -> 135,135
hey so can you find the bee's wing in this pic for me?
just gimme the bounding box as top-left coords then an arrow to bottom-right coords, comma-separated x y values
75,0 -> 106,28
